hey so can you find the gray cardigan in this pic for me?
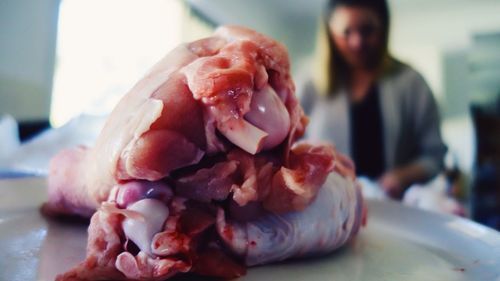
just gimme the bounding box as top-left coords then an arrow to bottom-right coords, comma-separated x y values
299,63 -> 447,178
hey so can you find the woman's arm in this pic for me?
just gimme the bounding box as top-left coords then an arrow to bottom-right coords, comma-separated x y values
380,69 -> 447,198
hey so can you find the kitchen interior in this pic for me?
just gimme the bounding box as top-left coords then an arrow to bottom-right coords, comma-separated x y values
1,0 -> 499,230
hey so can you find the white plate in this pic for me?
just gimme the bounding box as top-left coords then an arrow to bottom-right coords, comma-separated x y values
1,178 -> 499,281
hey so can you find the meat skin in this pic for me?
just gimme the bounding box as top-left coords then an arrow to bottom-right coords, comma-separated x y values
217,172 -> 363,266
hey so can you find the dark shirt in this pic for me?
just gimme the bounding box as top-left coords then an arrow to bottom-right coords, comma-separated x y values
350,85 -> 385,179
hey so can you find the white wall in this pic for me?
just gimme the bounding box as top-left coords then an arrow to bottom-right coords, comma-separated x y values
389,0 -> 500,116
0,0 -> 59,122
186,0 -> 324,67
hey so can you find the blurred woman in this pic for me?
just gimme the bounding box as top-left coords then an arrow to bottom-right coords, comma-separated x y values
300,0 -> 447,199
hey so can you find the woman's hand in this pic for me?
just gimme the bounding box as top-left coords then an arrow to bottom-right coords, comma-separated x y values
378,171 -> 404,199
379,163 -> 434,200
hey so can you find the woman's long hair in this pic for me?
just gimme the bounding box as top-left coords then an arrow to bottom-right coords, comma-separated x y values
312,0 -> 393,96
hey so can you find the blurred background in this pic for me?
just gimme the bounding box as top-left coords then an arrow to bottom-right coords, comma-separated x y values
1,0 -> 499,228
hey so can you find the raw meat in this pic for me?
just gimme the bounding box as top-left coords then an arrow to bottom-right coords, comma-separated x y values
45,25 -> 364,281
